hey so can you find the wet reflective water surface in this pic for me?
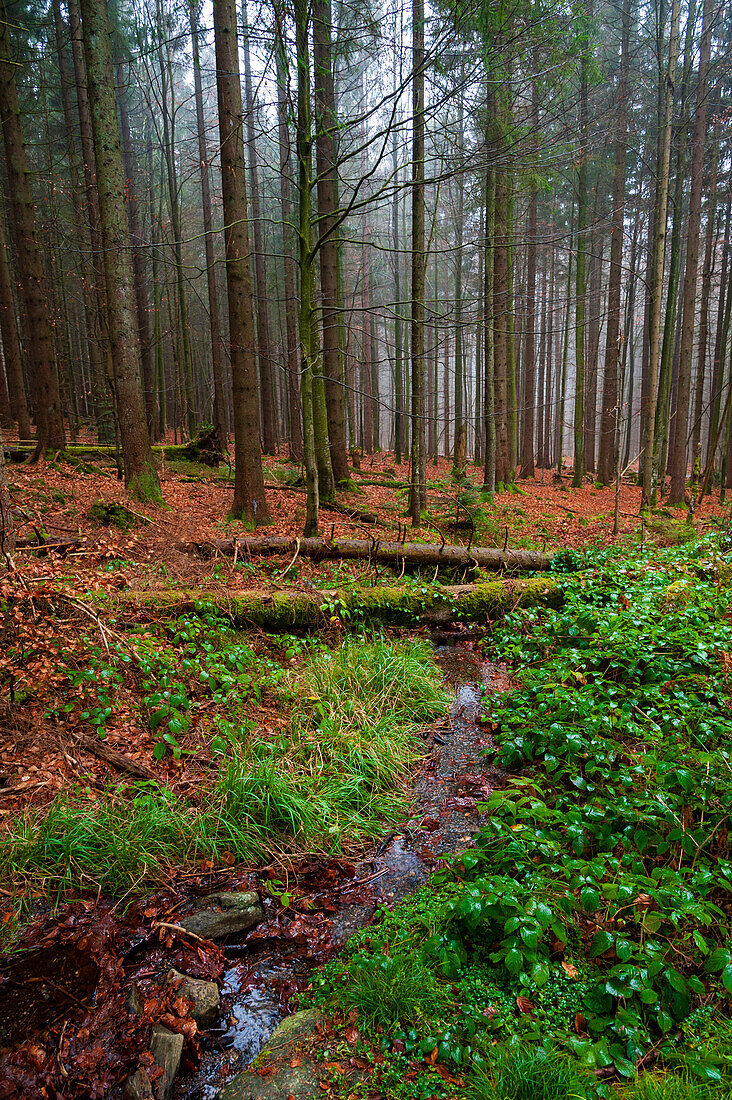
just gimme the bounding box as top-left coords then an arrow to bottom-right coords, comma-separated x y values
178,635 -> 508,1100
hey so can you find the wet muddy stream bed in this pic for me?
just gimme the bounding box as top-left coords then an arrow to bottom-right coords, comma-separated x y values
179,637 -> 508,1100
0,634 -> 509,1100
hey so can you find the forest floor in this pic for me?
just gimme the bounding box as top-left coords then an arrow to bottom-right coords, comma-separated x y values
0,448 -> 722,820
1,448 -> 731,1100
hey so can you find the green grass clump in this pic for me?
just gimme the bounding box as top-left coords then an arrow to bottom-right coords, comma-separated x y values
1,632 -> 449,897
471,1047 -> 591,1100
343,953 -> 447,1031
290,635 -> 448,793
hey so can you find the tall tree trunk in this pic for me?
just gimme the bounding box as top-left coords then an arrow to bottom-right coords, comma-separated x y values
392,122 -> 404,464
293,0 -> 321,534
116,60 -> 156,438
640,0 -> 681,506
409,0 -> 426,524
597,0 -> 631,485
240,0 -> 276,454
0,0 -> 64,452
313,0 -> 349,485
493,161 -> 511,486
191,0 -> 228,450
519,73 -> 538,479
483,164 -> 496,493
156,16 -> 195,439
0,207 -> 28,438
572,31 -> 589,488
669,0 -> 713,503
0,425 -> 13,557
52,0 -> 109,444
213,0 -> 270,523
80,0 -> 160,499
273,6 -> 302,462
707,199 -> 731,472
68,0 -> 114,443
690,110 -> 719,470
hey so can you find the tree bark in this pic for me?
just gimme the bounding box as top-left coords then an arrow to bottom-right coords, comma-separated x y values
313,0 -> 349,485
194,535 -> 552,572
240,0 -> 276,454
640,0 -> 681,506
212,0 -> 270,524
0,0 -> 64,452
669,0 -> 713,503
409,0 -> 426,524
597,0 -> 631,485
519,74 -> 539,479
79,0 -> 160,501
0,207 -> 28,439
190,0 -> 228,451
274,7 -> 302,462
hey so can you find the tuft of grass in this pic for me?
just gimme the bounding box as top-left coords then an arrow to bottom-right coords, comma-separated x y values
471,1046 -> 591,1100
628,1072 -> 729,1099
1,635 -> 450,896
343,952 -> 448,1032
289,634 -> 448,792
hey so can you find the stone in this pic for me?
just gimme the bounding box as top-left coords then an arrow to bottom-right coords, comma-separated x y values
166,968 -> 220,1026
218,1010 -> 325,1100
123,1069 -> 153,1100
150,1025 -> 184,1100
261,1009 -> 320,1052
126,984 -> 143,1016
179,891 -> 264,940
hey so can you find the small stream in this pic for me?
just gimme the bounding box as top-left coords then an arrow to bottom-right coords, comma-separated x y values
179,635 -> 507,1100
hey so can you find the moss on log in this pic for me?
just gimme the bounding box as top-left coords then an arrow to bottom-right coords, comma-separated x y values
118,575 -> 562,630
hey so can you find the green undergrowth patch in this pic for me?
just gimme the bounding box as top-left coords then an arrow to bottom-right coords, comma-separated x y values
309,535 -> 732,1098
0,618 -> 449,898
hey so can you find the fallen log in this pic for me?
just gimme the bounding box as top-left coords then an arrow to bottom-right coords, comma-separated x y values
192,536 -> 551,572
72,732 -> 156,781
15,535 -> 87,555
119,575 -> 561,631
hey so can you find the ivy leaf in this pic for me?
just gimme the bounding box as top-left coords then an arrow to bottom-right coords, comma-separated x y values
589,930 -> 614,957
722,965 -> 732,994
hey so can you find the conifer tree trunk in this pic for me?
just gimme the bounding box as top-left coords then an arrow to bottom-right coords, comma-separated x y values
493,163 -> 510,486
669,0 -> 713,503
519,73 -> 538,479
0,207 -> 28,439
241,0 -> 276,454
572,37 -> 589,488
640,0 -> 681,506
597,0 -> 631,485
213,0 -> 270,524
116,60 -> 156,437
409,0 -> 426,524
483,164 -> 495,493
293,0 -> 321,534
314,0 -> 349,484
0,424 -> 13,557
690,111 -> 719,470
0,0 -> 64,452
52,0 -> 109,444
68,0 -> 114,443
79,0 -> 160,500
274,7 -> 302,462
190,0 -> 228,449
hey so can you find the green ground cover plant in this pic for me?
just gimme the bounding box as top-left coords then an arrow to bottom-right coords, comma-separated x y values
311,535 -> 732,1097
1,617 -> 449,897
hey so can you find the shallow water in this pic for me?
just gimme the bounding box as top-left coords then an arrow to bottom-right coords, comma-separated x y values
177,635 -> 506,1100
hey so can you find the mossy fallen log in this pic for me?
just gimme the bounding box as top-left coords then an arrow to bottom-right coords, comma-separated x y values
120,575 -> 562,630
192,535 -> 551,573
